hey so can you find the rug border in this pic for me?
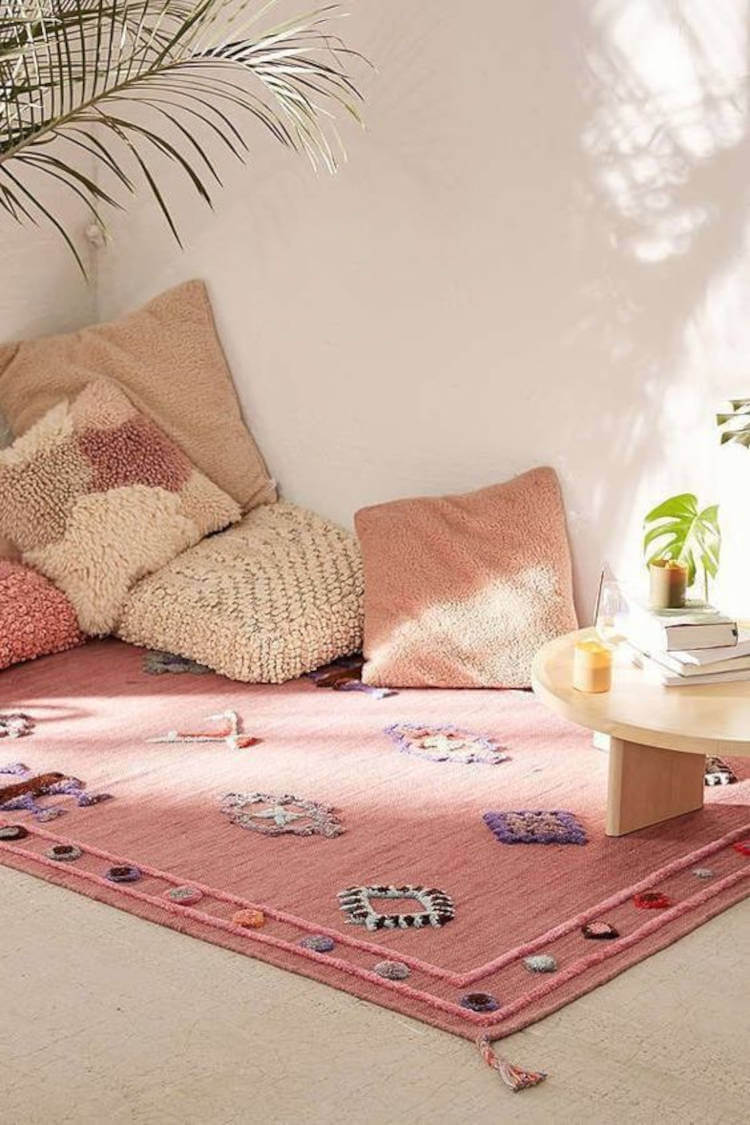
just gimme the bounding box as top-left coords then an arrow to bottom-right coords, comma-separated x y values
2,822 -> 747,1046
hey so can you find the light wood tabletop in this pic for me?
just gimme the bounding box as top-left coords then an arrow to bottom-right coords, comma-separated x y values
532,628 -> 750,836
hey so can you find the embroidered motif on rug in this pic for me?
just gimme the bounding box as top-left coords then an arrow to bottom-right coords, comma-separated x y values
483,810 -> 587,845
220,792 -> 344,838
337,884 -> 454,931
386,723 -> 510,765
148,710 -> 259,750
0,713 -> 34,740
704,756 -> 738,786
0,763 -> 112,821
308,656 -> 397,699
142,649 -> 211,676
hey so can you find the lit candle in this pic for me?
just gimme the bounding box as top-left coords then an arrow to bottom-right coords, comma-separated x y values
649,559 -> 688,609
573,640 -> 612,693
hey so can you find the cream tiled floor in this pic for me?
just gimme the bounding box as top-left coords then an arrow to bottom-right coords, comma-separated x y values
2,867 -> 748,1125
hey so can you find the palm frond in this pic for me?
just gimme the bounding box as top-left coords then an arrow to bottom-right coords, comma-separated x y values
0,0 -> 367,273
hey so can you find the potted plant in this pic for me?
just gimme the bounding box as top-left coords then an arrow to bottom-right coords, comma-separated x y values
643,494 -> 721,606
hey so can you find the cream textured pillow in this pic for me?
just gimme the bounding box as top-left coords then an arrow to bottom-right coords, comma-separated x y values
0,380 -> 241,635
117,502 -> 364,683
355,467 -> 578,689
0,280 -> 276,511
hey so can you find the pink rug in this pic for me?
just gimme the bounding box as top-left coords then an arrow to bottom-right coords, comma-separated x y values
1,640 -> 748,1089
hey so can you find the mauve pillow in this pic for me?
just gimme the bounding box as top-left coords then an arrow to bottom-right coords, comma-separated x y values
0,560 -> 84,670
0,379 -> 241,635
354,467 -> 578,688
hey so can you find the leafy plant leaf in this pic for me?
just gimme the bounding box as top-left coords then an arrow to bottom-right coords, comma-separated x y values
642,493 -> 721,594
716,398 -> 750,447
0,1 -> 367,275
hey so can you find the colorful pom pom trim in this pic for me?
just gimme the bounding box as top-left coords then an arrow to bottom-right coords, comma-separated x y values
45,844 -> 81,862
460,992 -> 500,1013
299,935 -> 335,953
373,960 -> 410,980
165,886 -> 203,906
633,891 -> 671,910
106,865 -> 142,883
0,824 -> 28,840
232,908 -> 265,929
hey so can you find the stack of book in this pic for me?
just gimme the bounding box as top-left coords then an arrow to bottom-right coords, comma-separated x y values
625,602 -> 749,686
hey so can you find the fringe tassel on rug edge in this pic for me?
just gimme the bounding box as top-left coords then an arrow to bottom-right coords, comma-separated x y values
477,1034 -> 547,1092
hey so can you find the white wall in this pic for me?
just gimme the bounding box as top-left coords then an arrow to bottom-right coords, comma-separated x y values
1,201 -> 94,342
86,0 -> 750,616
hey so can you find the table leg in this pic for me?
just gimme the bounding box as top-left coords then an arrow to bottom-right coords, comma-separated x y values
606,737 -> 705,837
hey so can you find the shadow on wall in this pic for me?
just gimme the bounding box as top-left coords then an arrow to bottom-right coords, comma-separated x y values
90,0 -> 750,617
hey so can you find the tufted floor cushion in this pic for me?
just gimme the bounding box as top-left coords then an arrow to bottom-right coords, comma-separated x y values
116,502 -> 364,683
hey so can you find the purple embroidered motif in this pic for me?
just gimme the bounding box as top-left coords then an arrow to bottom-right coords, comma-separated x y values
0,762 -> 112,821
386,723 -> 510,766
483,810 -> 587,845
307,656 -> 397,699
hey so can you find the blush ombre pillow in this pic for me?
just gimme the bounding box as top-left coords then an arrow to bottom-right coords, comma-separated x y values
0,280 -> 276,512
0,560 -> 84,669
355,467 -> 578,689
0,380 -> 241,635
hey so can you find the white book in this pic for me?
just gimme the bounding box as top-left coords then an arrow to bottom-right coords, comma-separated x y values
625,602 -> 738,653
631,650 -> 750,687
661,629 -> 750,668
650,651 -> 750,678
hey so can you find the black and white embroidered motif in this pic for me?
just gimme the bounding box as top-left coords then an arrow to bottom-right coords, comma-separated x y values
337,884 -> 454,931
704,756 -> 738,786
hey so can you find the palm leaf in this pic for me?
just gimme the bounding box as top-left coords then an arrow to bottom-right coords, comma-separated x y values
643,493 -> 721,598
0,1 -> 366,273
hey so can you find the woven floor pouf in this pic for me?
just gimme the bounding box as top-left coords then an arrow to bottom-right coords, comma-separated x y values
116,502 -> 364,683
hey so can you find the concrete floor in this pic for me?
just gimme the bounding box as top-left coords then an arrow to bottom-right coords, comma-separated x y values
2,867 -> 748,1125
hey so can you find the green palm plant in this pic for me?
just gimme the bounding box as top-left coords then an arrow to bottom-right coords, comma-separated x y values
0,1 -> 364,272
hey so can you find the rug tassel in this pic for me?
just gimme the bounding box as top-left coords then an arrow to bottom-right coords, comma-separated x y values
477,1034 -> 547,1092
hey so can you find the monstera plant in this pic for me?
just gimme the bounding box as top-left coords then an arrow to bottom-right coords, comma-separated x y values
643,493 -> 721,603
717,399 -> 750,448
0,1 -> 363,271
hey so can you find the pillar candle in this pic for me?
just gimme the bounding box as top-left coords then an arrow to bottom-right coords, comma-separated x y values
573,640 -> 612,693
649,559 -> 688,609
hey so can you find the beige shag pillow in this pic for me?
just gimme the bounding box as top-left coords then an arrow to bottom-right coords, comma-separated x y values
117,502 -> 364,683
0,280 -> 276,512
0,380 -> 241,635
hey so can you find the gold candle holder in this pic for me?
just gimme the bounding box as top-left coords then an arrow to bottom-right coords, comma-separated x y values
573,640 -> 612,693
649,559 -> 687,609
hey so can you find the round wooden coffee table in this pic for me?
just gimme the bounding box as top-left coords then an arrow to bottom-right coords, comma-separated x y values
532,627 -> 750,836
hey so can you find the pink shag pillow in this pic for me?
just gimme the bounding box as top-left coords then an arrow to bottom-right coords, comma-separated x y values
0,379 -> 241,635
355,467 -> 578,688
0,560 -> 84,669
